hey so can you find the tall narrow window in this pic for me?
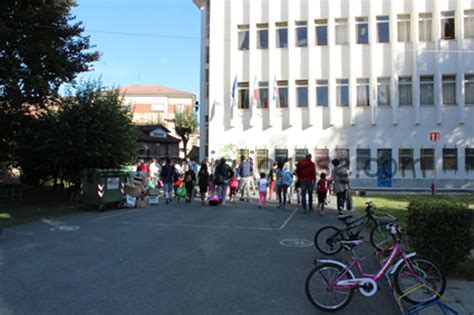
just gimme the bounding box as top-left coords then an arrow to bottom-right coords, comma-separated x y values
296,80 -> 308,108
295,21 -> 308,47
315,19 -> 328,46
356,17 -> 369,44
465,74 -> 474,105
419,13 -> 433,42
257,23 -> 269,49
465,10 -> 474,39
398,76 -> 412,106
258,81 -> 269,108
356,78 -> 370,107
442,75 -> 456,105
295,148 -> 309,162
377,77 -> 391,106
335,18 -> 348,45
315,149 -> 330,173
399,148 -> 414,172
276,22 -> 288,48
443,148 -> 458,171
420,75 -> 434,106
238,82 -> 250,109
335,148 -> 350,168
377,16 -> 390,43
398,14 -> 411,42
420,148 -> 435,171
356,149 -> 371,171
336,79 -> 349,107
238,25 -> 249,50
466,148 -> 474,171
277,81 -> 288,108
255,149 -> 269,173
316,80 -> 328,107
441,11 -> 455,40
275,148 -> 289,164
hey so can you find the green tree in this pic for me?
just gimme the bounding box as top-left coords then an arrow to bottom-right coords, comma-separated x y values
0,0 -> 99,163
17,80 -> 138,189
174,111 -> 198,158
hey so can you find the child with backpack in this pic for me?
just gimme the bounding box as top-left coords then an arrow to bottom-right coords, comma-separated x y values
316,172 -> 330,216
257,172 -> 268,209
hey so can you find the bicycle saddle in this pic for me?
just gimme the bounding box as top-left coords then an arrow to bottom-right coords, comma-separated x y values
337,214 -> 353,221
340,239 -> 364,249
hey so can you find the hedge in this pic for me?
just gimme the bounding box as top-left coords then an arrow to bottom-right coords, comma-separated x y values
406,199 -> 472,272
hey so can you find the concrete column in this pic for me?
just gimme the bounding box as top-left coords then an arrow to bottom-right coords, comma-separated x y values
249,0 -> 257,128
229,0 -> 236,128
412,0 -> 421,125
327,0 -> 335,126
267,0 -> 276,126
287,0 -> 296,128
457,0 -> 465,125
433,0 -> 443,125
307,0 -> 316,126
199,2 -> 207,160
390,0 -> 399,125
348,0 -> 356,126
369,0 -> 377,126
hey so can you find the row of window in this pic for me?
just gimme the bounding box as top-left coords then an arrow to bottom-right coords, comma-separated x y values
250,147 -> 474,173
236,74 -> 474,108
238,10 -> 474,50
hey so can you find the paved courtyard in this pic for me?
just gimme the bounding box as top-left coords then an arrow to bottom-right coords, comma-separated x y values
0,198 -> 400,315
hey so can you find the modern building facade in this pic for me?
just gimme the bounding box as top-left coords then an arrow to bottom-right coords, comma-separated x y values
194,0 -> 474,189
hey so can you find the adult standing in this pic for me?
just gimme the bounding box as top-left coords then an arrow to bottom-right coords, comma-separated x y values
275,161 -> 291,208
238,155 -> 253,202
197,161 -> 209,205
267,161 -> 277,200
296,153 -> 317,214
331,158 -> 350,214
160,158 -> 176,204
215,157 -> 233,204
149,158 -> 159,186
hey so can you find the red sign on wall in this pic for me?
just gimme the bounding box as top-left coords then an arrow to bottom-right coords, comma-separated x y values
429,132 -> 441,142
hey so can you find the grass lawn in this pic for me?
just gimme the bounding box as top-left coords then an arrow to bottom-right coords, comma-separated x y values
0,187 -> 80,229
353,193 -> 474,280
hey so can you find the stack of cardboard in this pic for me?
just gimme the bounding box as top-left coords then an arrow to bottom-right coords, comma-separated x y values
147,188 -> 159,205
124,176 -> 148,208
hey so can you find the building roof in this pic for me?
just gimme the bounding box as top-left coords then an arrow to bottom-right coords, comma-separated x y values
121,85 -> 195,98
136,125 -> 181,144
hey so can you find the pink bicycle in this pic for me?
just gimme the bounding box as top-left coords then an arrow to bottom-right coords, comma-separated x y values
305,224 -> 446,312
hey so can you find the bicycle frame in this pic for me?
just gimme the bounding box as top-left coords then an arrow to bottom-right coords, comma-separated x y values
324,241 -> 417,291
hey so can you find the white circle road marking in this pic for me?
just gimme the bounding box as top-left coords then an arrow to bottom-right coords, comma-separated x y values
50,226 -> 80,232
279,239 -> 313,248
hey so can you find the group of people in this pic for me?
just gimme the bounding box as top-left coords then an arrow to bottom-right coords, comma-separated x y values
127,155 -> 352,214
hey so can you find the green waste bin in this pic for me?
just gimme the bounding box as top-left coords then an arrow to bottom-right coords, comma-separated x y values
80,169 -> 127,211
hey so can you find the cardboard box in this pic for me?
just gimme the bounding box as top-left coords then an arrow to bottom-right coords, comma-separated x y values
136,196 -> 150,208
124,184 -> 142,198
126,195 -> 136,208
149,195 -> 159,205
147,188 -> 159,196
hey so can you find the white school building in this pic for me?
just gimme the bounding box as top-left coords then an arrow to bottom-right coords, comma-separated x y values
193,0 -> 474,190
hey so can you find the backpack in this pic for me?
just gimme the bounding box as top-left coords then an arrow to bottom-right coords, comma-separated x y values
282,169 -> 293,186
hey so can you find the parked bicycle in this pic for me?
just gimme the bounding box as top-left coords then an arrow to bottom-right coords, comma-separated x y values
314,201 -> 398,255
305,223 -> 446,312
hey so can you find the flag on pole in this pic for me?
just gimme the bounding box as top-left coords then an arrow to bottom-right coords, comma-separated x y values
252,75 -> 259,105
231,74 -> 238,101
231,74 -> 237,119
272,76 -> 279,102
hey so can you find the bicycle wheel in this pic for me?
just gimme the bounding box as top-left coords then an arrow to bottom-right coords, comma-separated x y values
305,263 -> 354,312
314,226 -> 344,255
394,256 -> 446,305
369,225 -> 395,251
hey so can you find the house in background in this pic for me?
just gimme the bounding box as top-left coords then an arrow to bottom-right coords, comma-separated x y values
121,84 -> 199,158
136,124 -> 180,160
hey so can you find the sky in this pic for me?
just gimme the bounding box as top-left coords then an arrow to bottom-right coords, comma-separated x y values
72,0 -> 201,97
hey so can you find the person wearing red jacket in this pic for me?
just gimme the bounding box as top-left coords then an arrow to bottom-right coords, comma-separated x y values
295,153 -> 317,214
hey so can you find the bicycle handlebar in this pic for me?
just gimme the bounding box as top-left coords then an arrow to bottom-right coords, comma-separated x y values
385,223 -> 401,235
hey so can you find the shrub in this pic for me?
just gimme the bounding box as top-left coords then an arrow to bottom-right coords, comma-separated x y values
406,199 -> 472,272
